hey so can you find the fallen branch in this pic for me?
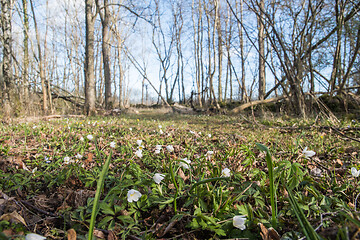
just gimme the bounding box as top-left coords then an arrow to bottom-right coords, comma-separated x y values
231,95 -> 287,113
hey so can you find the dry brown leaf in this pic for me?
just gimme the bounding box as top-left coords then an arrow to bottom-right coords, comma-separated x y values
67,229 -> 77,240
85,153 -> 94,163
93,229 -> 105,239
0,211 -> 27,226
178,168 -> 189,181
2,229 -> 15,237
107,230 -> 118,240
259,223 -> 280,240
336,158 -> 343,166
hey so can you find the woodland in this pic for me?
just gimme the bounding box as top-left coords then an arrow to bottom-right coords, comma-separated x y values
1,0 -> 360,240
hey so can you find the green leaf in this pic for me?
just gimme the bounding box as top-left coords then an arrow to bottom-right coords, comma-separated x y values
286,185 -> 322,240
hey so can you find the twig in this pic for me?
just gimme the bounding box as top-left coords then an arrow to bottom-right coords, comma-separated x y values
20,200 -> 59,218
355,192 -> 360,211
329,126 -> 360,143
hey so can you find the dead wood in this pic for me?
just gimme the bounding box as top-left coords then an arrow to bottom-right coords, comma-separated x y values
231,95 -> 287,113
15,115 -> 85,124
171,103 -> 196,114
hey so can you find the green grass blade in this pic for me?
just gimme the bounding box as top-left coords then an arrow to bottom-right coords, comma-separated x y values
339,211 -> 360,228
189,177 -> 227,192
286,185 -> 322,240
88,150 -> 113,240
256,143 -> 277,226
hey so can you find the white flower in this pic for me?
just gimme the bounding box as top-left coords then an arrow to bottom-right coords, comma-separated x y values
166,145 -> 174,152
206,151 -> 214,156
64,157 -> 70,165
208,134 -> 212,138
110,141 -> 116,148
159,129 -> 164,134
155,145 -> 162,154
135,149 -> 143,158
302,147 -> 315,158
233,215 -> 246,230
222,168 -> 231,177
158,125 -> 162,129
129,127 -> 133,131
136,140 -> 143,146
32,167 -> 37,174
310,167 -> 322,177
153,173 -> 165,184
351,167 -> 360,177
87,134 -> 94,141
189,130 -> 195,134
127,189 -> 142,202
179,158 -> 191,169
25,233 -> 46,240
32,126 -> 37,129
80,137 -> 84,142
75,153 -> 83,159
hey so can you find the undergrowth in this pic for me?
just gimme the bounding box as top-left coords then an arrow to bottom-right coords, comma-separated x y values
0,114 -> 359,239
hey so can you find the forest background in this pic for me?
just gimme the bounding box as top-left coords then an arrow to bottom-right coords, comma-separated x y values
1,0 -> 360,117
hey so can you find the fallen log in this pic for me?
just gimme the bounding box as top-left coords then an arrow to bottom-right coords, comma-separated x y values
231,96 -> 287,113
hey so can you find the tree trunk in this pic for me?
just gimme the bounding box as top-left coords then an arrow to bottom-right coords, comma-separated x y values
236,0 -> 248,102
215,0 -> 223,103
102,0 -> 112,109
30,0 -> 48,114
329,0 -> 344,95
1,0 -> 14,118
22,0 -> 29,109
257,0 -> 265,101
85,0 -> 96,115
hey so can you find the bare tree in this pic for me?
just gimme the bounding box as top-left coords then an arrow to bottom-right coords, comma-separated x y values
22,0 -> 29,108
215,0 -> 223,102
85,0 -> 96,115
1,0 -> 14,118
96,0 -> 112,109
192,0 -> 204,106
257,0 -> 265,101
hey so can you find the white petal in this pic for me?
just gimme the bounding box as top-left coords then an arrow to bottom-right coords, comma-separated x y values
25,233 -> 46,240
233,215 -> 246,230
352,167 -> 360,177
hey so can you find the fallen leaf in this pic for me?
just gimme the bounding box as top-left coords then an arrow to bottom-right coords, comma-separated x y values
85,153 -> 94,164
178,168 -> 189,181
67,229 -> 76,240
107,230 -> 117,240
0,211 -> 27,226
93,230 -> 105,239
259,223 -> 280,240
2,229 -> 15,237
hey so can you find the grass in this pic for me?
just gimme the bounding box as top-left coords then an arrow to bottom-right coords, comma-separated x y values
0,113 -> 359,239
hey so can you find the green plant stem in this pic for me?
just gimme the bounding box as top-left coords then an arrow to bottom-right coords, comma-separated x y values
169,163 -> 179,214
88,150 -> 112,240
256,143 -> 277,226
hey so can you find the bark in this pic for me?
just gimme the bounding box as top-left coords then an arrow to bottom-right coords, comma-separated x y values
30,0 -> 48,114
192,0 -> 203,106
101,0 -> 112,109
329,0 -> 344,95
257,0 -> 265,101
85,0 -> 96,115
215,0 -> 223,102
22,0 -> 29,107
236,0 -> 248,102
1,0 -> 14,118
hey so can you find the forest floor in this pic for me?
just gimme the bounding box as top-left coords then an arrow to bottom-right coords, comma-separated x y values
0,112 -> 360,239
